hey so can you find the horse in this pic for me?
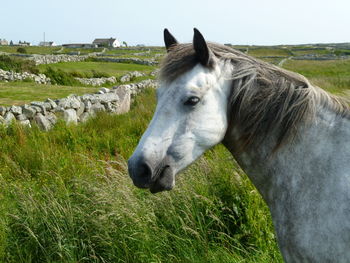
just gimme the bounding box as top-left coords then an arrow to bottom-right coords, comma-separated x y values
128,28 -> 350,262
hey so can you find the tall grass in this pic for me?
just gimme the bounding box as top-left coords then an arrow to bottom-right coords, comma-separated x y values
0,89 -> 281,262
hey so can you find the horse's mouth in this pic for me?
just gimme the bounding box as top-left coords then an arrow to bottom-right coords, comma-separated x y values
149,165 -> 174,193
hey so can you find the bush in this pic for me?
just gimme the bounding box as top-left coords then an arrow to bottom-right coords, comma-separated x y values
16,47 -> 27,54
44,67 -> 80,86
0,55 -> 39,74
91,70 -> 110,78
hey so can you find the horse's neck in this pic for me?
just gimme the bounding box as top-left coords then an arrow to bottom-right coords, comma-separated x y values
223,106 -> 350,204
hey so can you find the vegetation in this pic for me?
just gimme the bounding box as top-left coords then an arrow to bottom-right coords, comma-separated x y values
0,55 -> 39,74
43,67 -> 81,86
0,89 -> 281,262
0,46 -> 62,55
16,47 -> 27,54
38,61 -> 155,78
0,82 -> 98,106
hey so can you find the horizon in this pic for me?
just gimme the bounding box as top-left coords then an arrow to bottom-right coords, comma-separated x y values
1,0 -> 349,47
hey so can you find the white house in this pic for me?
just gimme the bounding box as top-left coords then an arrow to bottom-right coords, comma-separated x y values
92,38 -> 120,48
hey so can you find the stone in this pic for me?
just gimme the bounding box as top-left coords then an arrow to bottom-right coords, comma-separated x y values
90,102 -> 105,113
16,114 -> 28,121
22,105 -> 37,118
79,112 -> 91,122
46,98 -> 57,109
114,86 -> 131,114
46,113 -> 58,125
120,74 -> 131,83
99,87 -> 110,93
58,96 -> 80,109
76,102 -> 85,117
63,109 -> 78,124
34,113 -> 52,131
4,112 -> 15,125
19,120 -> 31,127
84,100 -> 92,112
10,105 -> 22,115
0,106 -> 6,116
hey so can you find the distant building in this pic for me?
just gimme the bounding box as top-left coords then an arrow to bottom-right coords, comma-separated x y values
39,41 -> 57,47
18,40 -> 31,46
62,43 -> 97,48
0,39 -> 9,45
92,38 -> 120,48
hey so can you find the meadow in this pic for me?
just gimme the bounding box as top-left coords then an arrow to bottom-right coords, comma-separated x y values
0,44 -> 349,262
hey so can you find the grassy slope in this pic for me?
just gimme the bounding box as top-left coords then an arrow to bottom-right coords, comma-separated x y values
0,89 -> 282,263
0,82 -> 99,106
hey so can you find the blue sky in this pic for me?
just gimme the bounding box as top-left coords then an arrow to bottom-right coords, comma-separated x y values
1,0 -> 349,46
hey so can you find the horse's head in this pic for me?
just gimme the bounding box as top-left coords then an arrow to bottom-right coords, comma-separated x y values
128,29 -> 231,193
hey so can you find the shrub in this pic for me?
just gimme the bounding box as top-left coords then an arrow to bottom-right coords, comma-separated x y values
91,70 -> 110,78
0,55 -> 39,74
44,67 -> 80,86
16,47 -> 27,54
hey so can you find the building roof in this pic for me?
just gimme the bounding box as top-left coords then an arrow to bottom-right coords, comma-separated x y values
92,38 -> 116,44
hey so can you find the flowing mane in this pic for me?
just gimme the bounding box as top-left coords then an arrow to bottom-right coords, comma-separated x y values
160,43 -> 349,149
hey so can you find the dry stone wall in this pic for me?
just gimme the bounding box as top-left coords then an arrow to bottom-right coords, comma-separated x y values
0,79 -> 157,130
0,69 -> 51,84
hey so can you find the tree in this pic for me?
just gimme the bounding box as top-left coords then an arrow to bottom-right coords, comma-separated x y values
122,41 -> 128,47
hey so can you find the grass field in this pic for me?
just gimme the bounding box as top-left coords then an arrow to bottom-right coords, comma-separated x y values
0,46 -> 62,54
0,89 -> 282,262
38,61 -> 156,77
0,82 -> 99,106
282,59 -> 350,95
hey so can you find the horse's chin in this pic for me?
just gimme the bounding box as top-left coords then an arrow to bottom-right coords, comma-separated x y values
149,166 -> 175,194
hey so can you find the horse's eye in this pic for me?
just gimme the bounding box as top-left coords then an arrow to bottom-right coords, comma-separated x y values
184,96 -> 200,106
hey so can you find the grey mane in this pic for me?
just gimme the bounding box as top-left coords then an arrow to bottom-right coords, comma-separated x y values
160,43 -> 350,150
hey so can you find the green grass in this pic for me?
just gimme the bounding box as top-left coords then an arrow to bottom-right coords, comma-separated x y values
282,59 -> 350,96
38,61 -> 155,78
0,46 -> 62,55
0,89 -> 282,262
248,48 -> 292,57
0,82 -> 99,106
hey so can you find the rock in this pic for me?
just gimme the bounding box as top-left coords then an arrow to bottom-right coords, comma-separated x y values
76,102 -> 85,117
46,113 -> 58,125
63,109 -> 78,124
120,74 -> 131,83
90,102 -> 105,113
79,112 -> 91,122
34,113 -> 51,131
16,114 -> 28,121
10,105 -> 22,115
46,98 -> 57,109
99,87 -> 110,93
114,86 -> 131,114
4,112 -> 15,125
84,100 -> 92,112
19,120 -> 31,127
58,96 -> 80,109
22,105 -> 37,118
0,106 -> 6,116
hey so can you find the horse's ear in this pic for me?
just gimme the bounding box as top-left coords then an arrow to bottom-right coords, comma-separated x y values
164,29 -> 178,52
193,28 -> 213,66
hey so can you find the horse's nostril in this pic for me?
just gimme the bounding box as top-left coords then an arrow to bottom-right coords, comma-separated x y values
140,162 -> 152,179
128,157 -> 154,188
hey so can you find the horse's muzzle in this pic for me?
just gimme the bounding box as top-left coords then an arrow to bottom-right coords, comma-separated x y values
128,156 -> 174,193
